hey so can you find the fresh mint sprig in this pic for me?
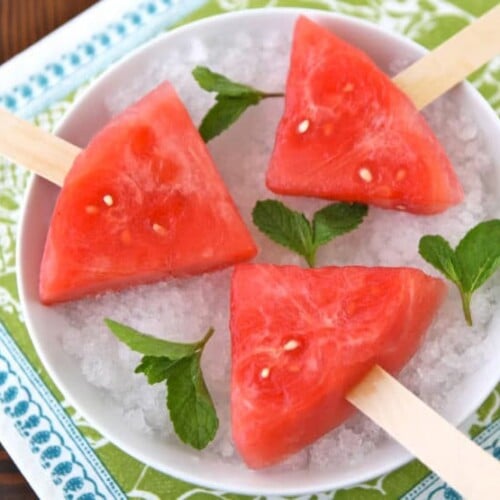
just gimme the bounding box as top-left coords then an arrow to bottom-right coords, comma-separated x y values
252,199 -> 368,267
419,219 -> 500,326
192,66 -> 284,141
105,319 -> 218,450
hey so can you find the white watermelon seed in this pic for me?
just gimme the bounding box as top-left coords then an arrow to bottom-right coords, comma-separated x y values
103,194 -> 114,206
283,339 -> 300,351
358,168 -> 373,182
343,82 -> 354,92
297,119 -> 310,134
260,367 -> 271,379
152,223 -> 167,235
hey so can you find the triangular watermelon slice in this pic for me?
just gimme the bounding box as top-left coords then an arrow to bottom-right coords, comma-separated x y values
39,83 -> 257,304
266,16 -> 463,215
230,264 -> 446,468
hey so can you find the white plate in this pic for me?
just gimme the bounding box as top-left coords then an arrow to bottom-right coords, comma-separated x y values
17,8 -> 500,496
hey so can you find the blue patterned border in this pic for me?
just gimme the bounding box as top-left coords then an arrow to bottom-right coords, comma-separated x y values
0,322 -> 125,499
0,0 -> 207,118
401,420 -> 500,500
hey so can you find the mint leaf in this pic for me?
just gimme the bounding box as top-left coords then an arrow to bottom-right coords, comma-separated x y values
199,94 -> 261,142
135,356 -> 179,384
193,66 -> 283,141
455,220 -> 500,293
105,319 -> 198,359
419,220 -> 500,326
253,200 -> 368,267
192,66 -> 260,97
419,235 -> 462,285
107,321 -> 217,449
166,352 -> 219,450
312,203 -> 368,247
253,200 -> 314,265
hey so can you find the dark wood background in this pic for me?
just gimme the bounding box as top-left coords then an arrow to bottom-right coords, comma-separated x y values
0,0 -> 98,63
1,1 -> 98,496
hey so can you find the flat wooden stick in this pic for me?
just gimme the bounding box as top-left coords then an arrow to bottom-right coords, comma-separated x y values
394,3 -> 500,109
0,106 -> 80,186
348,366 -> 500,499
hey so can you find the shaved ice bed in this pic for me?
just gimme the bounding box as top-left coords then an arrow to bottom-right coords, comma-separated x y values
55,30 -> 500,470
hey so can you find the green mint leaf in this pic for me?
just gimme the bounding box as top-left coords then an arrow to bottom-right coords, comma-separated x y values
199,94 -> 261,142
252,200 -> 314,265
253,200 -> 368,267
192,66 -> 261,97
418,235 -> 462,286
105,319 -> 198,359
193,66 -> 283,141
166,352 -> 219,450
455,220 -> 500,293
419,220 -> 500,326
135,356 -> 179,384
312,203 -> 368,247
110,322 -> 217,449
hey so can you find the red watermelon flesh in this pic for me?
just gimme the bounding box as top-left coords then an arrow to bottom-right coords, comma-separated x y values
266,16 -> 463,215
230,264 -> 446,468
39,82 -> 257,304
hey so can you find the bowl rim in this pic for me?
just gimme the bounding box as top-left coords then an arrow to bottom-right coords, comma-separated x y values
16,6 -> 500,496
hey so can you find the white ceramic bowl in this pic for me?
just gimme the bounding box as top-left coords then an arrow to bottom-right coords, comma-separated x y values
17,8 -> 500,496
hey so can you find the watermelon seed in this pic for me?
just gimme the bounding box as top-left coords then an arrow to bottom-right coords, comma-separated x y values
343,83 -> 354,92
260,367 -> 271,379
103,194 -> 114,206
283,339 -> 300,351
396,169 -> 407,181
152,223 -> 167,236
297,119 -> 310,134
85,205 -> 99,215
358,168 -> 373,183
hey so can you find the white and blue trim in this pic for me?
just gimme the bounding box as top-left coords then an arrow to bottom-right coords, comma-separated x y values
402,420 -> 500,500
0,322 -> 125,500
0,0 -> 207,118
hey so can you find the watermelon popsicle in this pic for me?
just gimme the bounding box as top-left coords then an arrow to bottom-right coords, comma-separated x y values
38,82 -> 257,303
229,262 -> 500,496
266,16 -> 464,214
230,263 -> 447,468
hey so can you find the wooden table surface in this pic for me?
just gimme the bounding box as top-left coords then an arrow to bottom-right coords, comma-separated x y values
0,2 -> 99,496
0,0 -> 98,63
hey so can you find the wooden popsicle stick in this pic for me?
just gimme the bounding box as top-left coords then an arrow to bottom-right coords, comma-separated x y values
394,3 -> 500,109
348,366 -> 500,499
0,106 -> 80,186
